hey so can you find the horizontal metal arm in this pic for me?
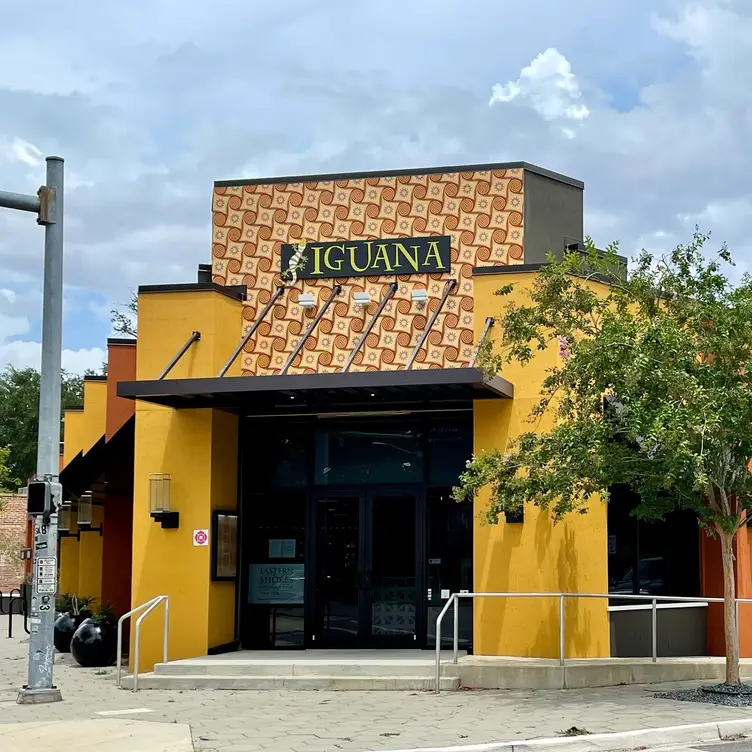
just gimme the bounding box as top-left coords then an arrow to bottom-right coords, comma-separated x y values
0,190 -> 40,214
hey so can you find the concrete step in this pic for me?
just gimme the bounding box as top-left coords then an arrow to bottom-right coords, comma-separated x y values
121,673 -> 459,691
153,659 -> 443,677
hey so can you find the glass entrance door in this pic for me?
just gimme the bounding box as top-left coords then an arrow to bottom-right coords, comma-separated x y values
314,495 -> 363,646
369,493 -> 417,646
312,490 -> 418,647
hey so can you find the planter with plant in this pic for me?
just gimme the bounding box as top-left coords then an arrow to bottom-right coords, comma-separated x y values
53,594 -> 96,653
71,602 -> 118,668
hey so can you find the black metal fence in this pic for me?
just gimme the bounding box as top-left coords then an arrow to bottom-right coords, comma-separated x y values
0,588 -> 30,637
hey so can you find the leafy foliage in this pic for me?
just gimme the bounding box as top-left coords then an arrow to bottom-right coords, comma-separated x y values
0,367 -> 84,486
454,231 -> 752,683
457,233 -> 752,529
92,601 -> 117,626
110,291 -> 138,338
0,445 -> 14,492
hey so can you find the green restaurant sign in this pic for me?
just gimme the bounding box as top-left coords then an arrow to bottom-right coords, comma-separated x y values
281,235 -> 451,279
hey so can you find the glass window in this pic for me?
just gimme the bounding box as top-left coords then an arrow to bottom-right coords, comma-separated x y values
212,512 -> 238,581
243,491 -> 306,648
315,424 -> 424,485
608,485 -> 699,601
426,489 -> 473,648
271,429 -> 308,488
427,419 -> 472,486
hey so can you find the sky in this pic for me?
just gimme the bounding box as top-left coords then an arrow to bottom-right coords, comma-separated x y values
0,0 -> 750,373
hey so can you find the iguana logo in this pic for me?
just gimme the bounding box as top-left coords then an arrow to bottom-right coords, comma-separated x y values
281,240 -> 307,287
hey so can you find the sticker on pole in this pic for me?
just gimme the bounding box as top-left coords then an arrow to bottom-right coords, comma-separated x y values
35,556 -> 57,593
193,529 -> 209,547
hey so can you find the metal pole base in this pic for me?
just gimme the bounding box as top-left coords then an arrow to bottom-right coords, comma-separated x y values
16,686 -> 63,704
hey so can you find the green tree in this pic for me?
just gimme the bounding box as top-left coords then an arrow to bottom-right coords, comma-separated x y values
0,366 -> 84,486
0,445 -> 14,492
0,446 -> 20,565
110,291 -> 137,338
454,232 -> 751,686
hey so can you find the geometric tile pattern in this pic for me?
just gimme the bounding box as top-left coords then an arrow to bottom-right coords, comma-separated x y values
212,168 -> 524,375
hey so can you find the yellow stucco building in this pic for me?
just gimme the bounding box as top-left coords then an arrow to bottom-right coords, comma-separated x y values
58,161 -> 617,672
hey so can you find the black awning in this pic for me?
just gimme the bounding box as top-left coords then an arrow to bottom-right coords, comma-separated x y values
59,415 -> 136,497
59,435 -> 106,498
116,367 -> 513,415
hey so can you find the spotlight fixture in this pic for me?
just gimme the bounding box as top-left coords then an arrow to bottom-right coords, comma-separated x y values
298,292 -> 316,308
411,288 -> 428,306
353,291 -> 371,307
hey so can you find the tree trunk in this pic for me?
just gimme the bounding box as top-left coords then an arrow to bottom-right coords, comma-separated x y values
719,530 -> 741,685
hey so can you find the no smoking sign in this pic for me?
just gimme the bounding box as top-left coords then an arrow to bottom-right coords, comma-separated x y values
193,529 -> 209,547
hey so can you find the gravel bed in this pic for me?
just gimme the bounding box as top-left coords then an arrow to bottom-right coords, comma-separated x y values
655,683 -> 752,707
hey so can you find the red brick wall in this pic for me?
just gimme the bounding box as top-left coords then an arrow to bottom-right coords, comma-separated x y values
0,494 -> 26,591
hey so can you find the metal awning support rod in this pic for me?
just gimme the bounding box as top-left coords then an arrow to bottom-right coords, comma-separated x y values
158,331 -> 201,379
281,285 -> 343,375
405,279 -> 457,370
342,282 -> 398,372
470,316 -> 496,367
218,285 -> 285,377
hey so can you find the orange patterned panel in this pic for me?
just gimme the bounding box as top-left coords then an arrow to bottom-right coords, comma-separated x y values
212,169 -> 524,375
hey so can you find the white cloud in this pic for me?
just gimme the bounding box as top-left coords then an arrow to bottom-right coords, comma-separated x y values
0,286 -> 105,374
0,339 -> 106,374
10,137 -> 42,167
489,48 -> 590,133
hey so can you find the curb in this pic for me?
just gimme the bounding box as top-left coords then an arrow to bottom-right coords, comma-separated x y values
373,718 -> 752,752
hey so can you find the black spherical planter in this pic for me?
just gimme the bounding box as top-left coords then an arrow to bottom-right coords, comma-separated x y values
54,610 -> 94,653
53,612 -> 77,653
70,619 -> 117,668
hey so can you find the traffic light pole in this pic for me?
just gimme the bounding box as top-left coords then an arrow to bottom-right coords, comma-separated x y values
1,157 -> 65,704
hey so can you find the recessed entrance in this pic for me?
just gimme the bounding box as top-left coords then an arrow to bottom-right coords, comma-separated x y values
239,412 -> 473,650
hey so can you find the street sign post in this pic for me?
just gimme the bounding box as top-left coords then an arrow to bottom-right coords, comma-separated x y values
1,157 -> 65,704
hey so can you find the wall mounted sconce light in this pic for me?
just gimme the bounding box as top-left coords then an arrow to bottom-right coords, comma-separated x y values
353,291 -> 371,309
411,288 -> 428,308
149,473 -> 179,529
58,506 -> 71,533
76,491 -> 103,536
298,292 -> 316,308
77,492 -> 93,527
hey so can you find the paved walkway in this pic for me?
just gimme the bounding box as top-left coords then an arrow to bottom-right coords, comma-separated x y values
2,617 -> 752,751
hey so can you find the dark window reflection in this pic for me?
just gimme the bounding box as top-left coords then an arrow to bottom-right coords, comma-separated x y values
608,485 -> 699,603
427,422 -> 472,486
315,426 -> 424,485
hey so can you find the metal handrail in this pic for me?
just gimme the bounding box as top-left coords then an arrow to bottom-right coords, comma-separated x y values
116,595 -> 169,691
434,591 -> 752,694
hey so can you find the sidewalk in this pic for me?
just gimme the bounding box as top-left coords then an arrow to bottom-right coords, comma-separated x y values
1,719 -> 193,752
2,617 -> 752,751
